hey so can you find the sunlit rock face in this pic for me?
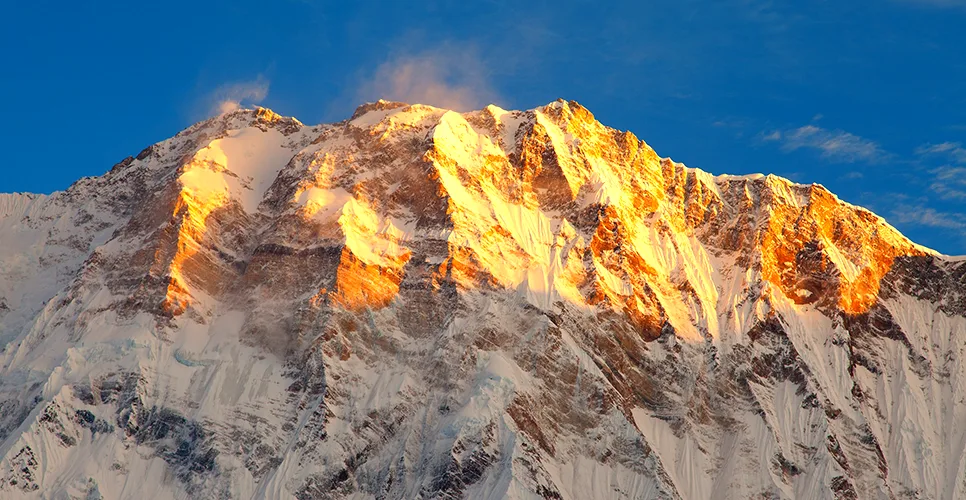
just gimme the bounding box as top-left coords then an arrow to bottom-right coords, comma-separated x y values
1,100 -> 964,500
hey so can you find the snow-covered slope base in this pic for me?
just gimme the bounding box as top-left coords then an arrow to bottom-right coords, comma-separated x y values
1,101 -> 964,499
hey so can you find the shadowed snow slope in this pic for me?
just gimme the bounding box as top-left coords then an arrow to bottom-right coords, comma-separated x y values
1,100 -> 964,499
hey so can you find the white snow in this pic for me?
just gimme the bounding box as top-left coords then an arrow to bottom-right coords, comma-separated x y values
182,126 -> 298,213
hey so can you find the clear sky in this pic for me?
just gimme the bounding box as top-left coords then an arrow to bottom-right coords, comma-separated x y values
3,1 -> 965,254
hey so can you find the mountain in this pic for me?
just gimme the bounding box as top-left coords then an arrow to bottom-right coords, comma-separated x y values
1,100 -> 964,500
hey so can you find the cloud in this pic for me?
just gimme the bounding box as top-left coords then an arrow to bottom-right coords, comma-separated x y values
763,125 -> 891,163
762,130 -> 782,141
931,165 -> 966,182
932,184 -> 966,200
354,46 -> 499,112
916,142 -> 966,163
929,166 -> 966,200
208,76 -> 270,116
915,143 -> 966,199
891,204 -> 966,229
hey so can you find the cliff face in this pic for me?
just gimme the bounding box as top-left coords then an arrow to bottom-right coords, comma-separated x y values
0,100 -> 963,500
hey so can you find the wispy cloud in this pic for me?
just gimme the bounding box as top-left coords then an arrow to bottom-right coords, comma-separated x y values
916,142 -> 966,163
929,166 -> 966,200
762,130 -> 782,141
763,125 -> 891,163
354,45 -> 499,112
915,142 -> 966,199
891,204 -> 966,230
207,76 -> 271,116
931,166 -> 966,180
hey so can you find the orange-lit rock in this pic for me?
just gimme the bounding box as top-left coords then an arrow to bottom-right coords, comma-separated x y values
330,247 -> 406,310
102,100 -> 932,334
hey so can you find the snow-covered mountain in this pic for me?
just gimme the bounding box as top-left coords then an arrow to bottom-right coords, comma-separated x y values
1,100 -> 964,499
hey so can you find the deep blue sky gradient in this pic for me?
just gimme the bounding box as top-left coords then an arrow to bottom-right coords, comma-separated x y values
3,0 -> 965,253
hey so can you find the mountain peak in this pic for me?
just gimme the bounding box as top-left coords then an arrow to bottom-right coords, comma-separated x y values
62,100 -> 942,321
350,99 -> 411,119
2,98 -> 964,500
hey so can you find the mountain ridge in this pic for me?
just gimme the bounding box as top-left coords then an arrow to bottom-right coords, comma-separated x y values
1,99 -> 965,499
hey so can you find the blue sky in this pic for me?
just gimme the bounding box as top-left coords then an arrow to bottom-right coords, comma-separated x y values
3,0 -> 965,254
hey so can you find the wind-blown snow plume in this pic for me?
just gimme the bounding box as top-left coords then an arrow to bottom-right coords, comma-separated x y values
208,76 -> 271,116
357,47 -> 499,111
